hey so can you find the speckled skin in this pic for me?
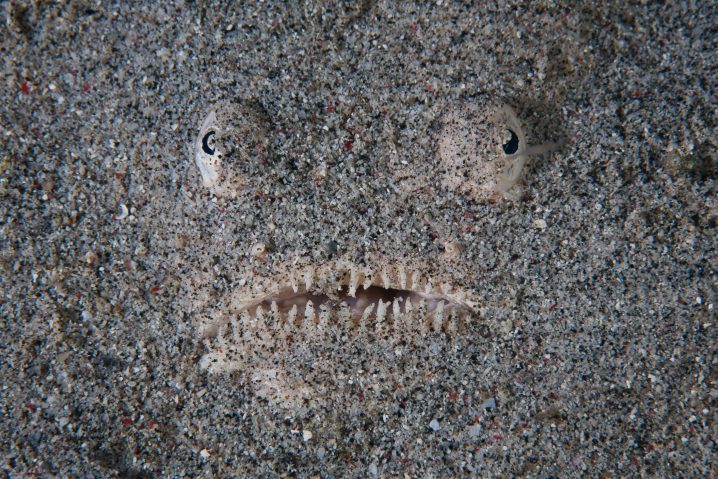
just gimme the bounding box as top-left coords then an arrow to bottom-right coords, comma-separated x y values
194,100 -> 272,197
1,2 -> 716,478
438,100 -> 533,201
192,98 -> 540,410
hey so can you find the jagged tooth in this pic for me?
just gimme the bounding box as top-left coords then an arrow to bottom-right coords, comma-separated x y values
445,309 -> 458,336
414,299 -> 426,331
303,266 -> 314,291
261,302 -> 277,334
216,324 -> 227,349
433,301 -> 445,333
398,264 -> 407,289
376,299 -> 388,324
392,298 -> 401,318
362,267 -> 373,290
239,310 -> 251,334
327,264 -> 339,290
241,310 -> 255,341
410,270 -> 420,290
381,268 -> 391,289
338,301 -> 352,328
270,301 -> 280,325
290,270 -> 299,293
405,297 -> 413,313
287,304 -> 298,327
416,273 -> 429,293
361,303 -> 375,323
348,266 -> 360,297
231,315 -> 241,342
256,305 -> 274,342
303,300 -> 315,327
314,265 -> 325,289
391,300 -> 403,333
319,304 -> 331,328
415,300 -> 430,335
323,266 -> 339,293
255,305 -> 266,327
417,299 -> 428,315
340,266 -> 352,292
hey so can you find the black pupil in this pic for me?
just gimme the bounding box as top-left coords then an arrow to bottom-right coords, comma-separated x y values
202,131 -> 216,155
502,129 -> 519,155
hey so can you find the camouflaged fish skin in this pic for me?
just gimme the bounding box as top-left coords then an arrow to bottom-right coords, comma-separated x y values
190,96 -> 552,409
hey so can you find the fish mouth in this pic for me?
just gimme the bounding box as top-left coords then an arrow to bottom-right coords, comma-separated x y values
199,258 -> 478,373
248,262 -> 474,327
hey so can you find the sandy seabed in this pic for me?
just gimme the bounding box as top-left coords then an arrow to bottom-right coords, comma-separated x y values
1,2 -> 716,477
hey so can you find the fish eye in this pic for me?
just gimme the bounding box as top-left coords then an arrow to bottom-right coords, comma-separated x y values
202,131 -> 216,155
501,129 -> 519,155
502,129 -> 519,155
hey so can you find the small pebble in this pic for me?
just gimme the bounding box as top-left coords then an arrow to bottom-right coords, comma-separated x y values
481,397 -> 497,410
251,242 -> 267,258
114,204 -> 129,220
533,218 -> 547,230
85,250 -> 98,265
429,419 -> 440,431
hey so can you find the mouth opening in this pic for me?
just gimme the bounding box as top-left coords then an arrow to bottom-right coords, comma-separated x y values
199,259 -> 478,374
254,283 -> 470,327
211,260 -> 477,337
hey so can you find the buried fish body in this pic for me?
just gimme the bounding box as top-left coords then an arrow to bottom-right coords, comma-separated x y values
188,96 -> 558,410
196,256 -> 479,408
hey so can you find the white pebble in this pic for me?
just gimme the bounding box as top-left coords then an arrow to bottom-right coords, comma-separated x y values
114,204 -> 129,220
302,430 -> 313,442
533,218 -> 547,230
429,419 -> 440,431
251,243 -> 267,258
481,397 -> 497,410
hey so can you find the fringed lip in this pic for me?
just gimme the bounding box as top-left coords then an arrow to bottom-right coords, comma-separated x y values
199,258 -> 478,374
242,260 -> 474,324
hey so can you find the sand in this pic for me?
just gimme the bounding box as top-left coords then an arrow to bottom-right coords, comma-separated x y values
1,1 -> 716,477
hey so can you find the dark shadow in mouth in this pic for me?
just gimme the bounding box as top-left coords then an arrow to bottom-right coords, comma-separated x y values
253,284 -> 471,326
200,267 -> 479,376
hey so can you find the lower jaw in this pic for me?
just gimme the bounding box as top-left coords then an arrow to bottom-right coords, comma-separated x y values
199,257 -> 478,372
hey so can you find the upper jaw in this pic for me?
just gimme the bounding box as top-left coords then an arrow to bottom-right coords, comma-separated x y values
196,255 -> 478,343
